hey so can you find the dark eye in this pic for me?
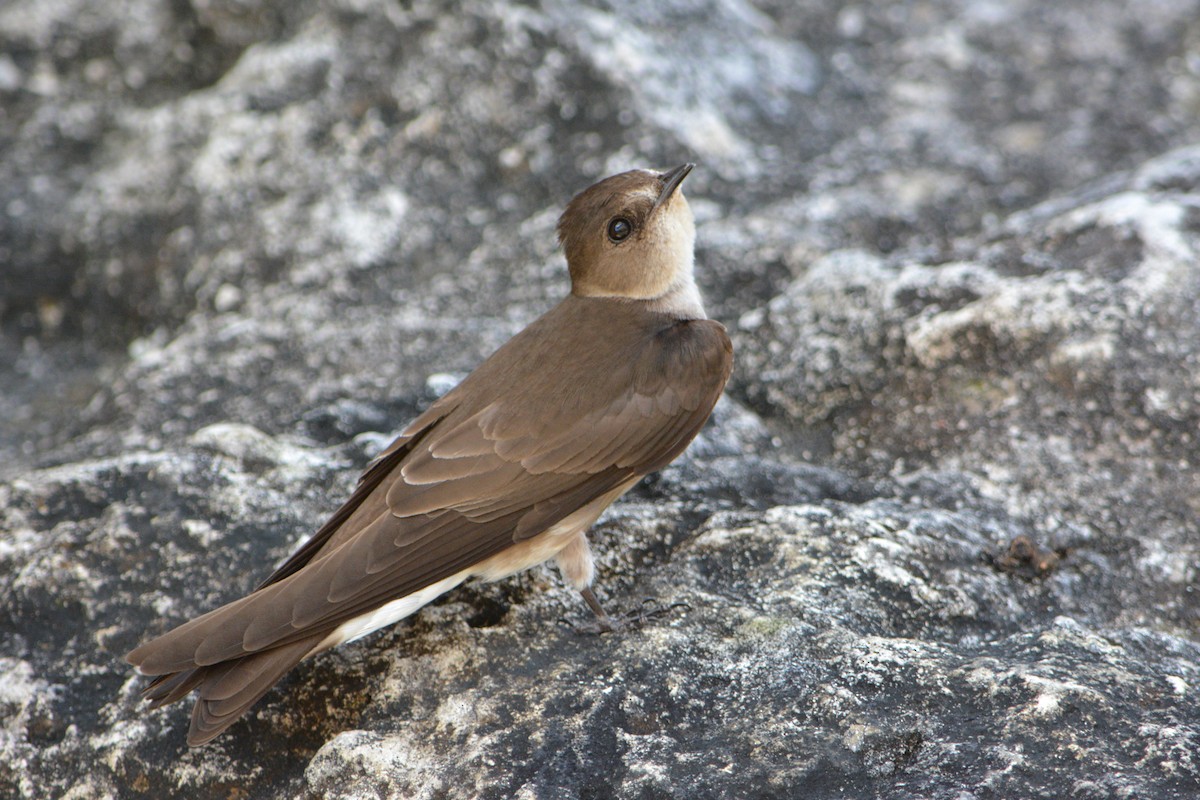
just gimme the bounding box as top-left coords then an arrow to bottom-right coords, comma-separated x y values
607,217 -> 633,242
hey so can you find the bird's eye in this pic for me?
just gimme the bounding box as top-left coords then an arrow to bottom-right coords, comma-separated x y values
607,217 -> 633,242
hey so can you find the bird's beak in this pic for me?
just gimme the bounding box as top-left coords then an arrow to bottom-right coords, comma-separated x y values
651,163 -> 695,214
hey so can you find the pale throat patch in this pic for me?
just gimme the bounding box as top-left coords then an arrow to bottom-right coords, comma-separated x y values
644,203 -> 706,318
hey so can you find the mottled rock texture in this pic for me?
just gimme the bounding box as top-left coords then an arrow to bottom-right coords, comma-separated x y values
2,0 -> 1199,798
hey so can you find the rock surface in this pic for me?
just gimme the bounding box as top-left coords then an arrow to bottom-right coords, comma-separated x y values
3,0 -> 1200,798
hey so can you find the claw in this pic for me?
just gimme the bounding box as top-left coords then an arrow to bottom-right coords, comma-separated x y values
565,590 -> 689,635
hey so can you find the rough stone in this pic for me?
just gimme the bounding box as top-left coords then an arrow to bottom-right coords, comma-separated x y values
3,0 -> 1200,798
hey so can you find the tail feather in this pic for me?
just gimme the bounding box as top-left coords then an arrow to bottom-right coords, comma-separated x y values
143,669 -> 206,708
185,636 -> 320,746
132,635 -> 324,746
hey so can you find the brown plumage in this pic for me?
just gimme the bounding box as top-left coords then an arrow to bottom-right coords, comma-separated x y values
126,164 -> 733,745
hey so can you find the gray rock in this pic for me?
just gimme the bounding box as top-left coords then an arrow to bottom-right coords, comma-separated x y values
3,0 -> 1200,798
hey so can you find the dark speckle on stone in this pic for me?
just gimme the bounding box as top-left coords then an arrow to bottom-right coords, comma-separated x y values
991,534 -> 1065,581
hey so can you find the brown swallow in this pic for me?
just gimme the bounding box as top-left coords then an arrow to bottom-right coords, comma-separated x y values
126,163 -> 733,745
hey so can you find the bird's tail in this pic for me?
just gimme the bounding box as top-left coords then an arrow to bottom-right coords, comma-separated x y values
134,635 -> 323,746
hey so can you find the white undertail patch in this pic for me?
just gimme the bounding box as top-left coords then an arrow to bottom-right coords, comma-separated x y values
320,569 -> 472,649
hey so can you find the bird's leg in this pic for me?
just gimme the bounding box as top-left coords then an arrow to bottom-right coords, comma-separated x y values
580,587 -> 619,633
557,532 -> 684,634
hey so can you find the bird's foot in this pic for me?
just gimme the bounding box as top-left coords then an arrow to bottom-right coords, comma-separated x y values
563,594 -> 690,635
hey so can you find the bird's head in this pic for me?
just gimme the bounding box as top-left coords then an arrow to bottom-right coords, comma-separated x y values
557,164 -> 697,303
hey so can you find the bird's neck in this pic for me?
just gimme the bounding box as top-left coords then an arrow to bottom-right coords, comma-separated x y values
643,267 -> 707,320
568,258 -> 708,320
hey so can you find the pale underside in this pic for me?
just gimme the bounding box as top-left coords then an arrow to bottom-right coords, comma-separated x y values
321,479 -> 635,648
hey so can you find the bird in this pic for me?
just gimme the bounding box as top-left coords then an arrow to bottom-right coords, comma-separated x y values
125,163 -> 733,745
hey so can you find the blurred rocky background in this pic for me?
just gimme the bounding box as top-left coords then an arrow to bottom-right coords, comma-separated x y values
2,0 -> 1200,797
